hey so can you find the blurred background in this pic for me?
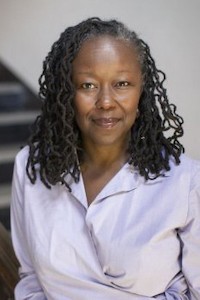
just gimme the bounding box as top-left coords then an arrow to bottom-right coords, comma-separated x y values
0,0 -> 200,230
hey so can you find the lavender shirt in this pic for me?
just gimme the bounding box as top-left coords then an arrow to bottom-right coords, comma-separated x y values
11,147 -> 200,299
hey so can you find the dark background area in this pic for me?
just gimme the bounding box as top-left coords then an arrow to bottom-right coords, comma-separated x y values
0,61 -> 40,230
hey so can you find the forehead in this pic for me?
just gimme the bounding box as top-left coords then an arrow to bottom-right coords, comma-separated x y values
73,35 -> 140,67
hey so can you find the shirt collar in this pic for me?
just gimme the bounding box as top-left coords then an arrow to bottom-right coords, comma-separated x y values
69,163 -> 141,208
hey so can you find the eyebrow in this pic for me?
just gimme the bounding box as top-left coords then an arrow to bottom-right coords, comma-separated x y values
75,70 -> 134,75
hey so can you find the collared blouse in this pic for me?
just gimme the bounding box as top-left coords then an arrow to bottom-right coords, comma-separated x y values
11,146 -> 200,299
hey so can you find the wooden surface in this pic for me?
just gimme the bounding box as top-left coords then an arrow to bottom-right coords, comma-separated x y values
0,222 -> 19,299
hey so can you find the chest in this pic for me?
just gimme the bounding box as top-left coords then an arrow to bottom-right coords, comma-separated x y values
24,178 -> 188,295
81,162 -> 126,205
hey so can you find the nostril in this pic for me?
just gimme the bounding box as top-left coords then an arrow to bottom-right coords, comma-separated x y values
96,89 -> 115,110
96,98 -> 115,110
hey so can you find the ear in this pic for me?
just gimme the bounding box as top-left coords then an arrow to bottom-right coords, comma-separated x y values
136,108 -> 140,119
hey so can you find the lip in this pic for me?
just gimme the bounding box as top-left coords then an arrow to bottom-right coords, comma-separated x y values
93,117 -> 120,128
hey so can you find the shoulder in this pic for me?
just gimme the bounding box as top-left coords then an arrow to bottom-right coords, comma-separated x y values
15,145 -> 29,164
170,154 -> 200,190
169,153 -> 199,173
182,155 -> 200,191
13,145 -> 30,180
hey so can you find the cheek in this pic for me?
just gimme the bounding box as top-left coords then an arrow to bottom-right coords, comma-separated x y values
127,110 -> 138,127
73,96 -> 86,117
73,96 -> 92,127
124,96 -> 140,114
74,93 -> 94,114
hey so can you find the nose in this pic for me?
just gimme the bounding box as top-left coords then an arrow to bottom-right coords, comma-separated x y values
96,85 -> 116,110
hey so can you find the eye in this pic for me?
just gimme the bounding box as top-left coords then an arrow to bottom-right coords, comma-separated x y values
116,81 -> 130,88
81,82 -> 96,89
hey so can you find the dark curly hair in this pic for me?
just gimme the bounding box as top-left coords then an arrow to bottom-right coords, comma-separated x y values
26,17 -> 184,190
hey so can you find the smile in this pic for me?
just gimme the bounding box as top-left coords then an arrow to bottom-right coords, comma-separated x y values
93,118 -> 119,128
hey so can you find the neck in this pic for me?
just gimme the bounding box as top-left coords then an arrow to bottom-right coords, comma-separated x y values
79,141 -> 129,170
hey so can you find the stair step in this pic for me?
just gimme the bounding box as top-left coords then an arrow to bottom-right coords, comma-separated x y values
0,82 -> 23,93
0,161 -> 14,184
0,82 -> 26,111
0,123 -> 31,144
0,111 -> 39,144
0,145 -> 22,184
0,206 -> 10,230
0,110 -> 39,125
0,184 -> 11,208
0,144 -> 21,163
0,184 -> 11,230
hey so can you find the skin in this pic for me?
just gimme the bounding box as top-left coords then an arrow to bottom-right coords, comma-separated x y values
72,35 -> 143,204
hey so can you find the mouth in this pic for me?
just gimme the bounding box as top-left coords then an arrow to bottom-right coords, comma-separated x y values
92,118 -> 120,128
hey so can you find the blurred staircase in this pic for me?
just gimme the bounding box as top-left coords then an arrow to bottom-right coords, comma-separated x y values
0,61 -> 40,230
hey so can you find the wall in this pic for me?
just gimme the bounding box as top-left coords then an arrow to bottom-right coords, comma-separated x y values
0,0 -> 199,159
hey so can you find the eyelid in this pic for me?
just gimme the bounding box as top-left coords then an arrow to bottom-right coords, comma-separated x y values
115,81 -> 130,87
80,82 -> 96,89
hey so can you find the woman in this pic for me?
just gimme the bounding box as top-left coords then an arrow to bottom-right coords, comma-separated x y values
11,17 -> 200,299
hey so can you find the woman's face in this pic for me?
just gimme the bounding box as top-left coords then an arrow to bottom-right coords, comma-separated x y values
72,35 -> 143,149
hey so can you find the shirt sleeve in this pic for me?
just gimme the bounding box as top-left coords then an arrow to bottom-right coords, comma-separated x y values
178,160 -> 200,300
11,149 -> 47,300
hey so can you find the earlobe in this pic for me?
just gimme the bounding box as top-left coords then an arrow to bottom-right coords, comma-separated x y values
136,108 -> 140,118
